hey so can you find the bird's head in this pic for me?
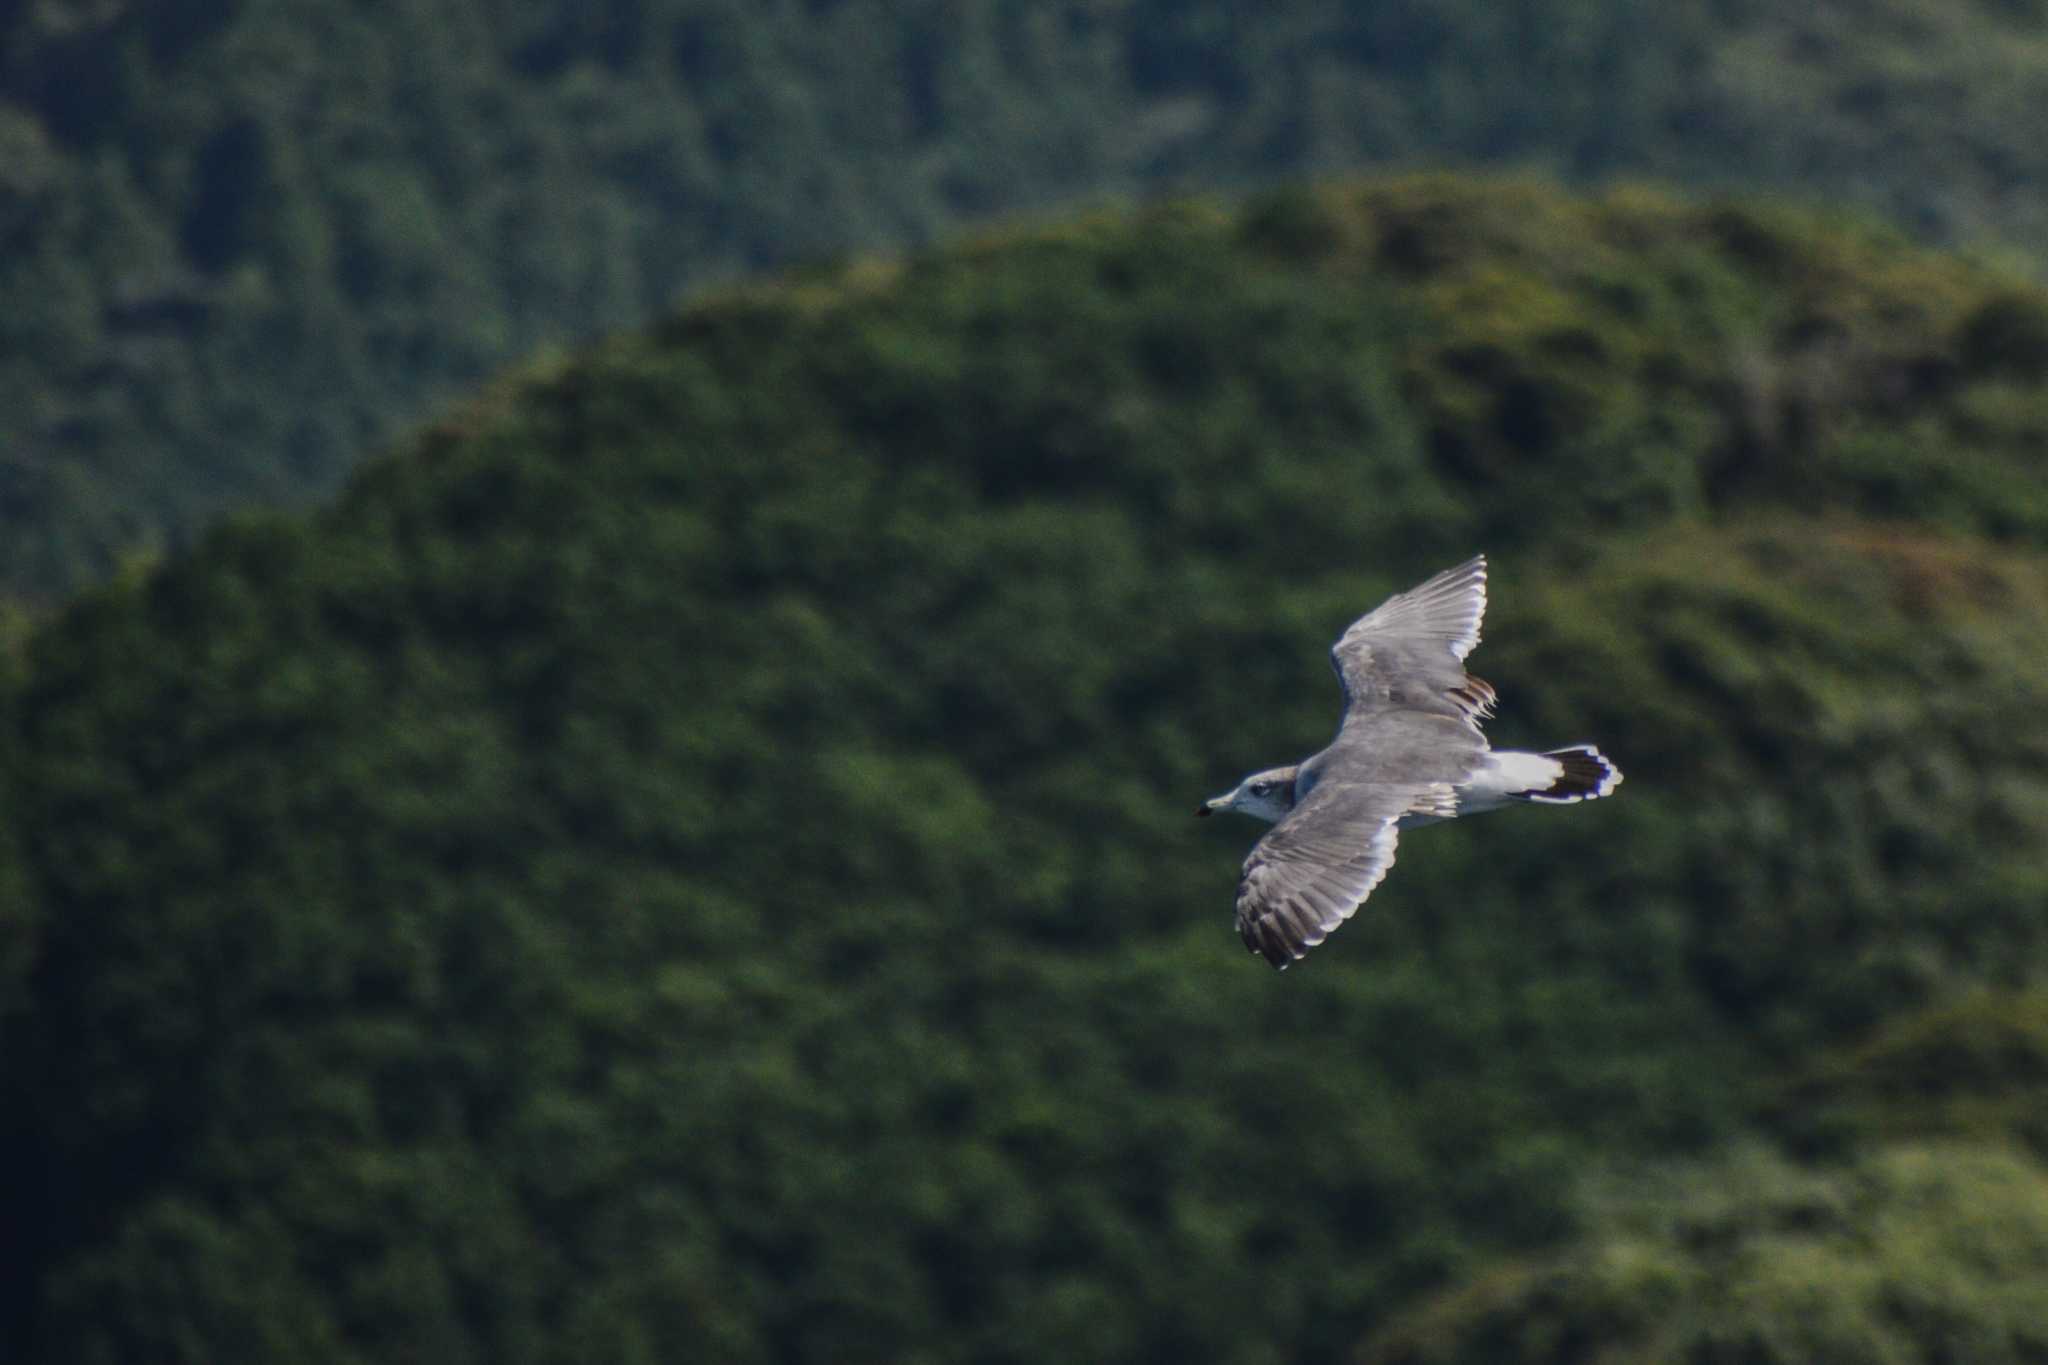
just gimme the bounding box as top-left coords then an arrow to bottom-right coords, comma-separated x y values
1196,766 -> 1299,824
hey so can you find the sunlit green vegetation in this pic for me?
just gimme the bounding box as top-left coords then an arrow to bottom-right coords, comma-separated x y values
12,0 -> 2048,596
1363,1142 -> 2048,1364
4,177 -> 2047,1361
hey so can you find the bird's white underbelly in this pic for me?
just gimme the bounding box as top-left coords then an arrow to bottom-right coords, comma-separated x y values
1396,750 -> 1561,828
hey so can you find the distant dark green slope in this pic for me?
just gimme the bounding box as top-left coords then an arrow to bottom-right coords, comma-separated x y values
12,0 -> 2048,597
6,179 -> 2048,1363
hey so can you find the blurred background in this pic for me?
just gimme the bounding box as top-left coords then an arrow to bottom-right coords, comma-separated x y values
5,3 -> 2048,1361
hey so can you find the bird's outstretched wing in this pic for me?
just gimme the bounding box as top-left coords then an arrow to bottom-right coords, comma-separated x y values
1234,780 -> 1407,969
1329,555 -> 1495,730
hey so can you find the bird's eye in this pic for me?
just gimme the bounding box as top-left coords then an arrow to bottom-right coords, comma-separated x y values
1251,782 -> 1271,796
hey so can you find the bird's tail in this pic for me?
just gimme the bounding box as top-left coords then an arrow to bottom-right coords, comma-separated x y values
1512,745 -> 1623,804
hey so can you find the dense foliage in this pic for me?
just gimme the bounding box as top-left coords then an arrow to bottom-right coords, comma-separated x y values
1362,1140 -> 2048,1364
5,178 -> 2048,1361
12,0 -> 2048,596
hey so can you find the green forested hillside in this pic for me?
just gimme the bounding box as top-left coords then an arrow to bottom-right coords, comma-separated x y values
5,178 -> 2048,1362
11,0 -> 2048,597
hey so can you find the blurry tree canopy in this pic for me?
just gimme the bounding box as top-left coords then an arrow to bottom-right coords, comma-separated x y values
1362,1141 -> 2048,1365
4,178 -> 2048,1361
11,0 -> 2048,596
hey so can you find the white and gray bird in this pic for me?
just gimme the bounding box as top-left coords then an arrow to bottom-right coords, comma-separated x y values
1198,555 -> 1620,969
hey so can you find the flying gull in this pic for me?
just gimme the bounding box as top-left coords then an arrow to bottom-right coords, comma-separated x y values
1198,555 -> 1620,969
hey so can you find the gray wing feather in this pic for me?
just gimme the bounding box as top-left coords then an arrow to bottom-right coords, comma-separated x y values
1330,555 -> 1495,729
1235,782 -> 1406,969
